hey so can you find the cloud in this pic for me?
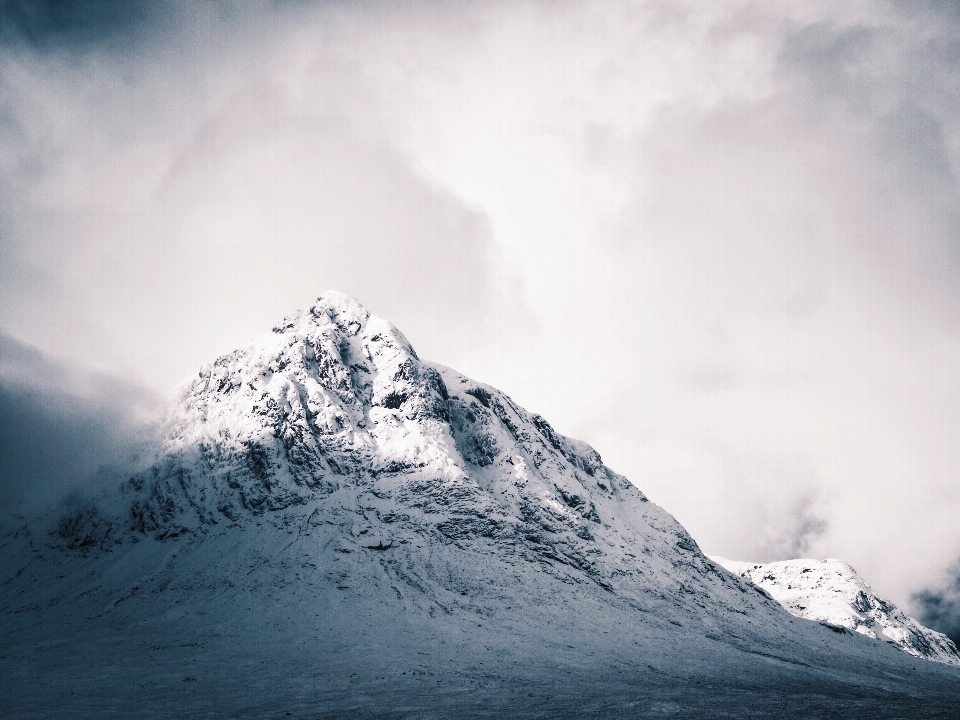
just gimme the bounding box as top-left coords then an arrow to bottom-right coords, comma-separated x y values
0,1 -> 534,389
719,454 -> 829,563
0,0 -> 169,51
913,566 -> 960,645
0,334 -> 159,511
559,2 -> 960,607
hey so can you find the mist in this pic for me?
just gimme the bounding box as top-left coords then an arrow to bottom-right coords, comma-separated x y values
2,0 -> 960,631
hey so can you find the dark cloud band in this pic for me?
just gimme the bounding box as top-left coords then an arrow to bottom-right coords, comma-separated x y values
0,334 -> 159,510
914,574 -> 960,646
0,0 -> 165,51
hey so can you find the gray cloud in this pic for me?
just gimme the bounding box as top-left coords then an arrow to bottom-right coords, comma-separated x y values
0,2 -> 534,390
0,0 -> 167,51
719,455 -> 828,563
0,334 -> 159,511
774,9 -> 960,298
913,566 -> 960,645
778,20 -> 875,112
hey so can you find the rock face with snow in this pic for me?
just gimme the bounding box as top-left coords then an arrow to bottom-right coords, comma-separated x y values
712,557 -> 960,666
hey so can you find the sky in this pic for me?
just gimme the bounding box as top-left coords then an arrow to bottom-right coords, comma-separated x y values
3,0 -> 960,635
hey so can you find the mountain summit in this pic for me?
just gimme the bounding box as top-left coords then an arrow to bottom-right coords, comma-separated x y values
4,292 -> 960,719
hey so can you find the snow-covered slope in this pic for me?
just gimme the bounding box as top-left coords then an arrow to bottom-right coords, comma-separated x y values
712,557 -> 960,666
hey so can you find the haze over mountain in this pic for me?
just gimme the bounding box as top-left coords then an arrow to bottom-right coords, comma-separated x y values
2,293 -> 960,719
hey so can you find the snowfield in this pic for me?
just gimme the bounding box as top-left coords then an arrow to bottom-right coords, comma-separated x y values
3,292 -> 960,718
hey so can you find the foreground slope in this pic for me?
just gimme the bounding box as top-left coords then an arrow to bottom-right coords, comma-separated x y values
712,557 -> 960,666
3,292 -> 960,719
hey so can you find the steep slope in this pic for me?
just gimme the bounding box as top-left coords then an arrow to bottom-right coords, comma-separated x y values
3,292 -> 960,718
712,557 -> 960,666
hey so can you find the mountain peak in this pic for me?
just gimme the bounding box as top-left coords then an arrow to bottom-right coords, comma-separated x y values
712,556 -> 960,666
272,292 -> 375,342
54,291 -> 776,626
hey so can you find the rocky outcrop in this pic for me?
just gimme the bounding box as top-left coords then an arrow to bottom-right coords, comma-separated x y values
712,556 -> 960,666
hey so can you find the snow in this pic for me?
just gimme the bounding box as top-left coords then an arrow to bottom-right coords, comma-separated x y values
711,556 -> 960,666
3,292 -> 960,717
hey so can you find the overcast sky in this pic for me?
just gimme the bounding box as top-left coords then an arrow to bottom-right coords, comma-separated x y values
4,0 -> 960,624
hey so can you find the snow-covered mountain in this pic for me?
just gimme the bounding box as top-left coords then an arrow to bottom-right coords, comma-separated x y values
712,557 -> 960,666
53,291 -> 775,619
4,292 -> 960,718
